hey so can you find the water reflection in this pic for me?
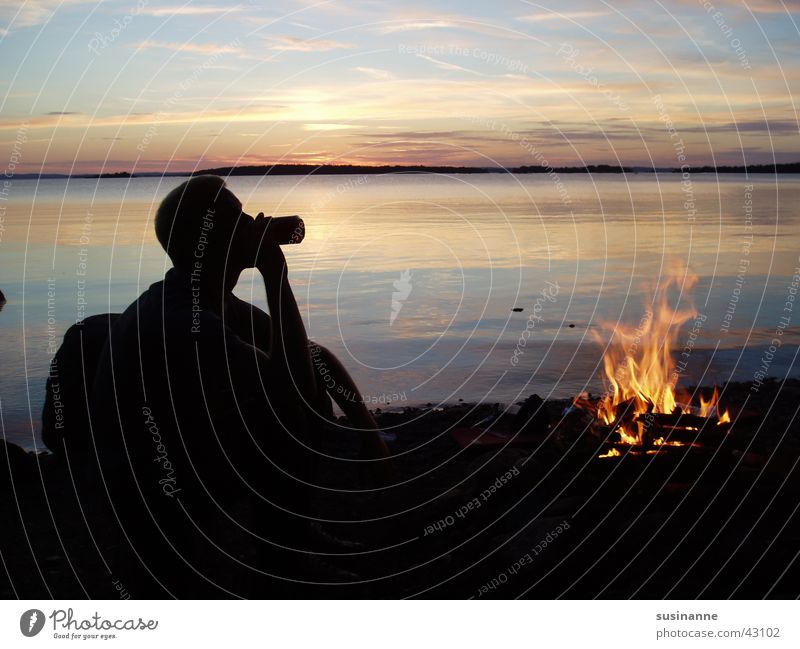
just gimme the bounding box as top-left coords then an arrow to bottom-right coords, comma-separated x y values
1,173 -> 799,448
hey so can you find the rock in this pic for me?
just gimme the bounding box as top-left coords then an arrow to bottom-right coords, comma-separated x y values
0,440 -> 37,486
467,448 -> 530,481
515,394 -> 549,434
470,516 -> 575,598
461,448 -> 533,503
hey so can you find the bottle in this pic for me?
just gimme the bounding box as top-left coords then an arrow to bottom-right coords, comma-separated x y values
266,215 -> 305,245
245,213 -> 305,245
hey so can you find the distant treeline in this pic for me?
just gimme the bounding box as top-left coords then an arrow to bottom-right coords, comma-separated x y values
83,171 -> 134,179
190,163 -> 633,176
512,164 -> 631,174
191,164 -> 497,176
675,162 -> 800,174
17,161 -> 800,179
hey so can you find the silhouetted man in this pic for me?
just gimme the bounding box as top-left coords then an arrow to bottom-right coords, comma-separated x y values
91,175 -> 389,597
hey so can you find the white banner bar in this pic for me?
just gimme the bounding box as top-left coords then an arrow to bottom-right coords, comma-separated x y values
1,600 -> 798,648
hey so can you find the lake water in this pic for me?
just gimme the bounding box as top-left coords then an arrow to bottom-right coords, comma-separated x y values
2,173 -> 799,450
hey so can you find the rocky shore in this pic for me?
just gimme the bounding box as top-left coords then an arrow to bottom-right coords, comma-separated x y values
2,379 -> 799,599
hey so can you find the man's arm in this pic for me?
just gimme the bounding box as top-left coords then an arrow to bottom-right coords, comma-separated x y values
254,219 -> 317,403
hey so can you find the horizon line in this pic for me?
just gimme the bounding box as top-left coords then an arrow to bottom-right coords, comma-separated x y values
10,161 -> 800,179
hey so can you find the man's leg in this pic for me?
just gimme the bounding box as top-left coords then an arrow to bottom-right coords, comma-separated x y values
307,342 -> 392,484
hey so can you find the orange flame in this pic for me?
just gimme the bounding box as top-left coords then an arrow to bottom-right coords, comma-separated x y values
699,386 -> 731,424
592,262 -> 729,444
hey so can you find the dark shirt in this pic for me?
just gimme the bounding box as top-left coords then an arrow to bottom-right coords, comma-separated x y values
91,267 -> 308,510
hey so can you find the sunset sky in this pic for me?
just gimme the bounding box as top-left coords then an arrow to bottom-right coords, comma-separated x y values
0,0 -> 797,174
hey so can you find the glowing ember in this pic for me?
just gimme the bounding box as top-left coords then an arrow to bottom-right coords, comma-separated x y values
584,261 -> 730,447
652,437 -> 685,447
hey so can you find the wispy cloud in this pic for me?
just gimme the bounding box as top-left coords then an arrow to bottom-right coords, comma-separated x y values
682,119 -> 800,135
707,0 -> 800,13
137,5 -> 241,17
372,14 -> 536,41
0,106 -> 284,130
263,34 -> 355,52
374,19 -> 458,34
355,129 -> 475,141
0,0 -> 94,31
302,123 -> 360,130
354,66 -> 396,80
416,54 -> 484,75
287,21 -> 323,31
136,40 -> 243,54
516,11 -> 610,23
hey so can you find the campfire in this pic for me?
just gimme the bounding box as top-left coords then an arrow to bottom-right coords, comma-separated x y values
575,263 -> 731,457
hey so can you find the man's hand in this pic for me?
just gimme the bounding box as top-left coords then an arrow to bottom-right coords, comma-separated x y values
250,212 -> 318,400
251,212 -> 288,278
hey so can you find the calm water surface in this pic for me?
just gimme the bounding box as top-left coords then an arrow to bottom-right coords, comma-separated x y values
2,173 -> 798,449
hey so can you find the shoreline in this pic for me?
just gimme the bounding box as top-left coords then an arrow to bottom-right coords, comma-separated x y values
4,375 -> 795,453
9,162 -> 800,180
2,378 -> 799,598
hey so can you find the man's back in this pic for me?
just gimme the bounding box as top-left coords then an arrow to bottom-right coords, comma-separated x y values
91,268 -> 312,596
94,268 -> 256,496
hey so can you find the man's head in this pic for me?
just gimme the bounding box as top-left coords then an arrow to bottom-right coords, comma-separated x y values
155,175 -> 253,273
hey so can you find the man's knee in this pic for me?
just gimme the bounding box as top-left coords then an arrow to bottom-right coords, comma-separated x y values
308,340 -> 332,362
308,341 -> 336,386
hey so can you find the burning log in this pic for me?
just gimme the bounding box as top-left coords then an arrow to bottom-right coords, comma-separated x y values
635,412 -> 729,448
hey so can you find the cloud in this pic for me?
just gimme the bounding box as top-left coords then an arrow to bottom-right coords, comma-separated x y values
346,144 -> 479,166
681,119 -> 800,135
267,150 -> 337,164
516,11 -> 610,23
287,21 -> 322,31
136,40 -> 243,54
263,35 -> 355,52
416,54 -> 484,76
0,0 -> 94,31
722,0 -> 800,13
46,111 -> 81,115
354,66 -> 396,80
302,123 -> 360,130
374,19 -> 460,34
372,14 -> 539,42
355,129 -> 478,142
137,5 -> 241,16
0,105 -> 285,130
